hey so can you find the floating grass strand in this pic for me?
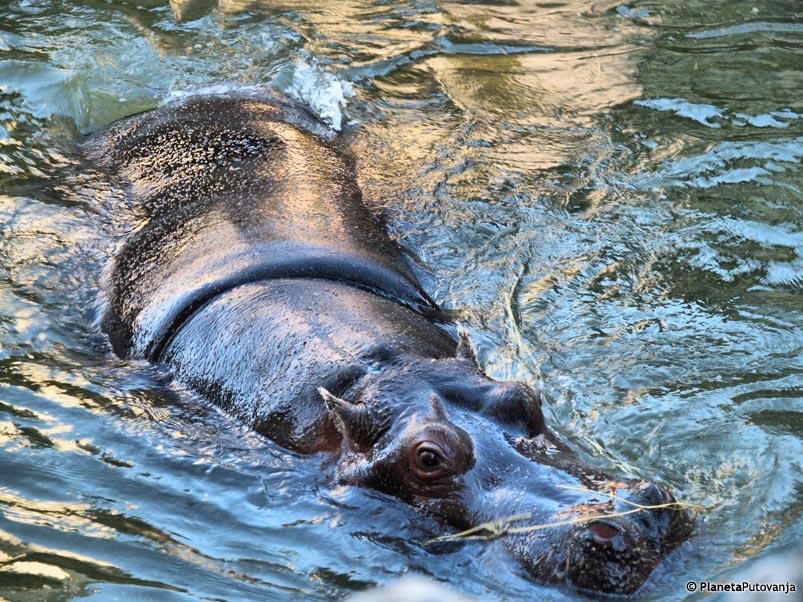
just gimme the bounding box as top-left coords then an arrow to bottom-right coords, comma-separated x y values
425,487 -> 707,546
555,485 -> 707,513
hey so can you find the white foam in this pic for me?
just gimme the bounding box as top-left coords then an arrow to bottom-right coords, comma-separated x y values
287,58 -> 354,131
347,575 -> 473,602
162,83 -> 261,104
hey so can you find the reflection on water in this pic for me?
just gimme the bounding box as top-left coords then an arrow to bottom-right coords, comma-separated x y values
1,0 -> 801,599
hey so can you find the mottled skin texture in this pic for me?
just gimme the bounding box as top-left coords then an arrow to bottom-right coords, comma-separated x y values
85,91 -> 692,595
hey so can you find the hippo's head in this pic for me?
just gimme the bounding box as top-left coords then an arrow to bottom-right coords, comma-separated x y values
318,340 -> 693,595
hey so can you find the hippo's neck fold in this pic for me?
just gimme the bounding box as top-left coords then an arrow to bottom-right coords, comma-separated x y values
127,243 -> 436,361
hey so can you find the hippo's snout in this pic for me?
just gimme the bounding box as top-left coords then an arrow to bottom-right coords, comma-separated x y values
509,481 -> 693,595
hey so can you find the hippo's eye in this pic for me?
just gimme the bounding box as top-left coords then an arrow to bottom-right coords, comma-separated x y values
419,449 -> 440,468
412,442 -> 448,478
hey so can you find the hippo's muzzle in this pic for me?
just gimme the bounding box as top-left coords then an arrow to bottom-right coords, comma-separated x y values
505,482 -> 694,594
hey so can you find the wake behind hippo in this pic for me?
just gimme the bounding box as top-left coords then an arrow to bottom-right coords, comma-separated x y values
84,90 -> 693,595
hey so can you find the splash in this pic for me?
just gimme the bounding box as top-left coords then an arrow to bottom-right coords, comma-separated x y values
286,59 -> 354,131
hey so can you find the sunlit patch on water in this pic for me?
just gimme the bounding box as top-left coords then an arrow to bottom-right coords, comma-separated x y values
0,0 -> 801,599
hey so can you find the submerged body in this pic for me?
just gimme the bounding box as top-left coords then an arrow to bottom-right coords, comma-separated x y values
86,90 -> 692,595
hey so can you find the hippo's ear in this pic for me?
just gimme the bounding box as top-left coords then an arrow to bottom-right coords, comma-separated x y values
430,394 -> 449,421
456,329 -> 479,367
318,387 -> 377,449
317,388 -> 377,484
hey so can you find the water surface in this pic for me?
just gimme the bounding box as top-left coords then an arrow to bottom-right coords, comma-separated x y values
0,0 -> 801,600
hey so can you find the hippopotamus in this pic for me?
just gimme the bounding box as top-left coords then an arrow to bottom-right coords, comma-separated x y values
83,89 -> 693,595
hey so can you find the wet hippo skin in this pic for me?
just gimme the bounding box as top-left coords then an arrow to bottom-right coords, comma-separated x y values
84,90 -> 693,595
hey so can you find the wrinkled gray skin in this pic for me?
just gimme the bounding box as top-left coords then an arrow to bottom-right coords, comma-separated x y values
85,91 -> 693,596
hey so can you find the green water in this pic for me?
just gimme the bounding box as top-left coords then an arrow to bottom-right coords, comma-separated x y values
0,0 -> 801,600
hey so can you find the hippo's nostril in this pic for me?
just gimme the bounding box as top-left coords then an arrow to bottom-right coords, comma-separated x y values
639,482 -> 670,505
588,520 -> 622,543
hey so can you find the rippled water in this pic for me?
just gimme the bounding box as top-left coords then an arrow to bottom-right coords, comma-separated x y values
1,1 -> 801,599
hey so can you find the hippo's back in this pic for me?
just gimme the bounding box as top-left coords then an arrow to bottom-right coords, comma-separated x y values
84,91 -> 433,359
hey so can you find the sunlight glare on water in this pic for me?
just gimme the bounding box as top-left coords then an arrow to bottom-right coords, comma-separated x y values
0,0 -> 801,600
